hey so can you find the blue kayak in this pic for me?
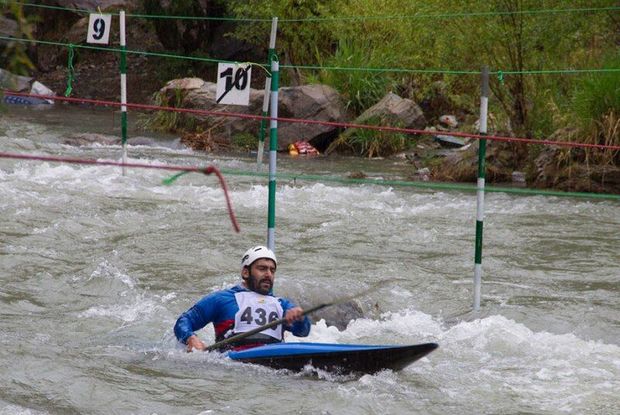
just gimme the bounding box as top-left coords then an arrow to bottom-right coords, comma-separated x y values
227,342 -> 438,374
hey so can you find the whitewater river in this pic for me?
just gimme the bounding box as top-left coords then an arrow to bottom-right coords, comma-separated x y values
1,106 -> 619,414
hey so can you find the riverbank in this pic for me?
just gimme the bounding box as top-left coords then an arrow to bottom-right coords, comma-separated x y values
4,9 -> 615,195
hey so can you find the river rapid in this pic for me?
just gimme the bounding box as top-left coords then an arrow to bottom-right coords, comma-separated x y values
1,106 -> 619,415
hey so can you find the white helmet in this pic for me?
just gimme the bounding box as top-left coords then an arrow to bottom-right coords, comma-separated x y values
241,246 -> 277,269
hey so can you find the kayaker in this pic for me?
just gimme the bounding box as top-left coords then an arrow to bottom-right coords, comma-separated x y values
174,245 -> 311,352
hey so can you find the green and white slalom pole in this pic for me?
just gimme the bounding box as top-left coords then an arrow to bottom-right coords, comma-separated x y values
266,59 -> 279,251
119,10 -> 128,176
257,17 -> 278,170
473,66 -> 489,311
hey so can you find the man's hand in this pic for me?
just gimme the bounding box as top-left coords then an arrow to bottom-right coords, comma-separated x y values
186,335 -> 206,352
284,307 -> 304,325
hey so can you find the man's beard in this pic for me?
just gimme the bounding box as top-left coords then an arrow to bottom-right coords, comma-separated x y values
248,273 -> 272,295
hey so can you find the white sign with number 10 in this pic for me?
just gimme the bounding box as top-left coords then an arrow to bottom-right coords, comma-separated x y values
216,63 -> 252,106
87,14 -> 112,44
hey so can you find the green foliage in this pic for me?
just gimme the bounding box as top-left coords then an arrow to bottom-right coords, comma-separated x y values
231,132 -> 258,150
1,1 -> 36,75
227,0 -> 340,83
572,54 -> 620,128
316,39 -> 397,114
328,116 -> 410,158
141,89 -> 197,132
224,0 -> 618,140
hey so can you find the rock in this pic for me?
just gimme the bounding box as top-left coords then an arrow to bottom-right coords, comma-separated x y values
0,68 -> 32,92
439,114 -> 458,128
278,84 -> 349,148
166,79 -> 265,139
434,134 -> 466,148
298,300 -> 365,331
157,80 -> 349,150
30,81 -> 55,104
326,92 -> 427,156
355,92 -> 426,130
531,135 -> 620,193
160,77 -> 205,92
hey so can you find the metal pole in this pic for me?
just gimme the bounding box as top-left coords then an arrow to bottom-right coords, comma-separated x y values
257,17 -> 278,170
119,10 -> 128,176
473,66 -> 489,311
266,60 -> 279,251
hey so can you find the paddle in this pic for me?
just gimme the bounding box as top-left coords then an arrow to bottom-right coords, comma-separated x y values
205,281 -> 390,352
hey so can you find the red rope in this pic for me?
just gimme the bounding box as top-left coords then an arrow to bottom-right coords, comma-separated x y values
0,151 -> 240,233
4,89 -> 620,151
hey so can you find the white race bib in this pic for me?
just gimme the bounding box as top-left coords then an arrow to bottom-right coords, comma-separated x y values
233,291 -> 283,341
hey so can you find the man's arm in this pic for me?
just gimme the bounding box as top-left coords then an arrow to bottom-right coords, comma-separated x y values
174,294 -> 218,351
280,300 -> 311,337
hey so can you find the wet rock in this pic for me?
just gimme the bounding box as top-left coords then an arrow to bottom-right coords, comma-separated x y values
298,300 -> 365,331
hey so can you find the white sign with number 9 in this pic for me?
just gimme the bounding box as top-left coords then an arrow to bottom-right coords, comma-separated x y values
87,14 -> 112,44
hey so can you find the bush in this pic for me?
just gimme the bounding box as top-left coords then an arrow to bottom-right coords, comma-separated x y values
327,116 -> 411,158
315,39 -> 397,115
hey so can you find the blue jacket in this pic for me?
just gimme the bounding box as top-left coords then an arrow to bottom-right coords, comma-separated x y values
174,285 -> 311,347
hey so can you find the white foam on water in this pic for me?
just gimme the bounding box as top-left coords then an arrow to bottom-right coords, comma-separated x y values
78,293 -> 166,323
88,258 -> 136,289
287,308 -> 619,412
0,405 -> 49,415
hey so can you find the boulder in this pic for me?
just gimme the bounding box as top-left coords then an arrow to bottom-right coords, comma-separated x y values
298,300 -> 365,331
0,68 -> 32,91
278,84 -> 349,148
355,92 -> 426,130
157,79 -> 349,149
326,92 -> 427,156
